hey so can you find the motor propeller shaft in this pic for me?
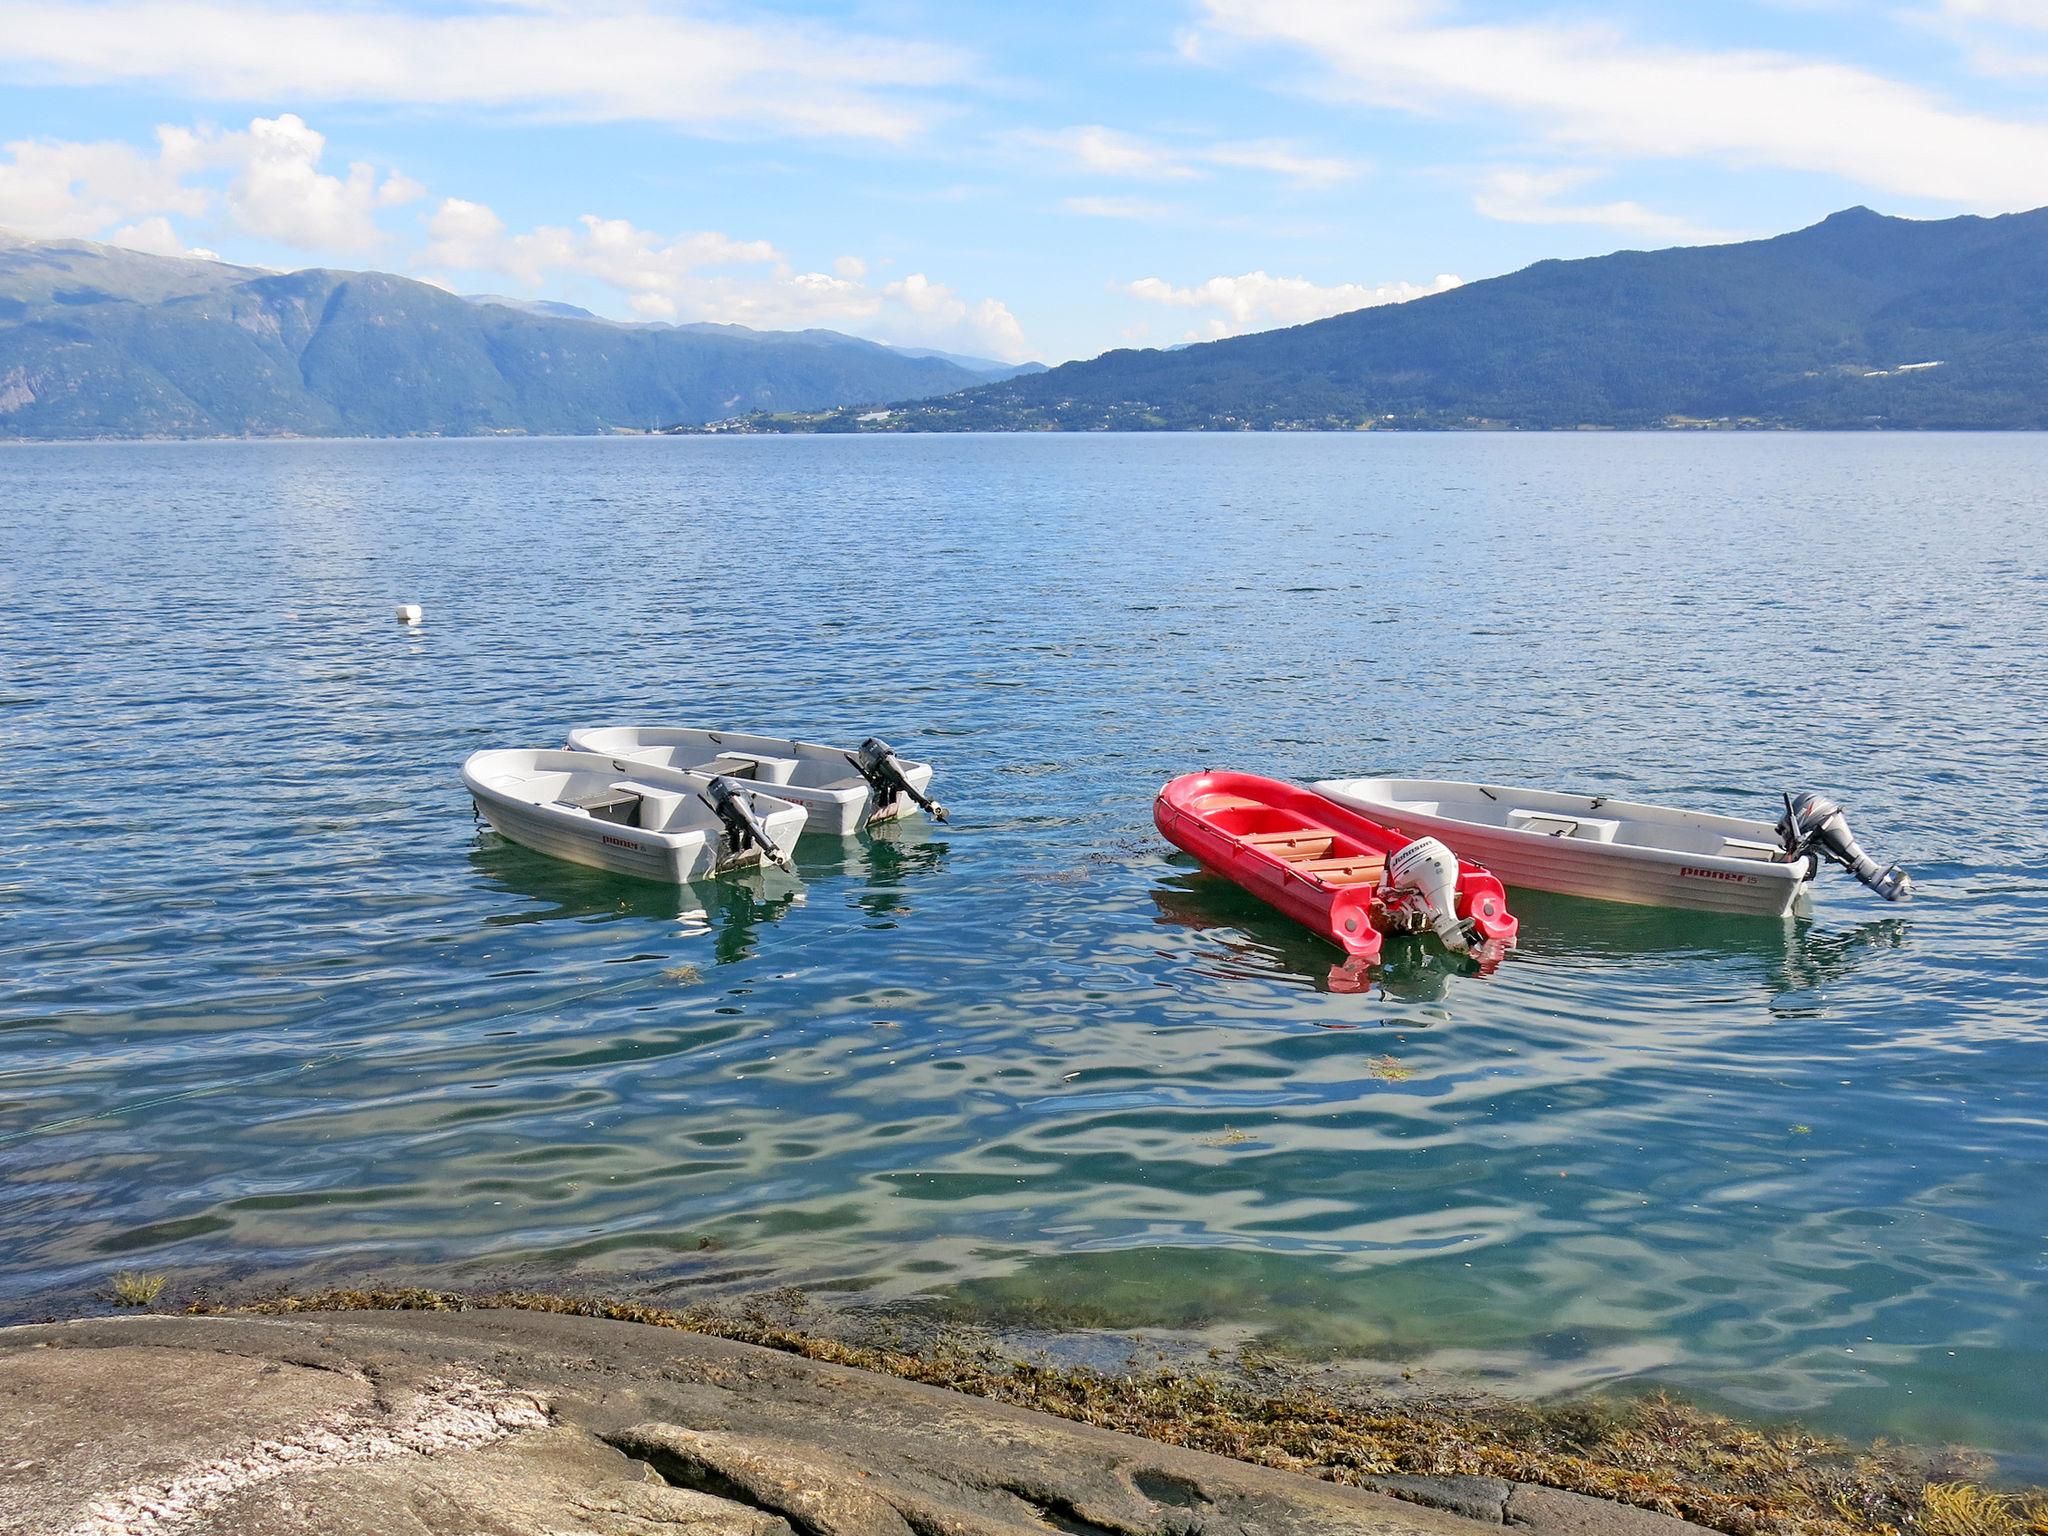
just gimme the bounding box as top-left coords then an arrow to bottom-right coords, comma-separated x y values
1777,791 -> 1913,902
703,775 -> 794,871
849,737 -> 948,823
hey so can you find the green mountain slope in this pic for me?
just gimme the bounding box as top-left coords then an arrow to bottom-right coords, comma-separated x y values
751,207 -> 2048,432
0,233 -> 1009,438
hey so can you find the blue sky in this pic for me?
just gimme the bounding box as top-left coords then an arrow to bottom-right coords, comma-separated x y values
3,0 -> 2047,362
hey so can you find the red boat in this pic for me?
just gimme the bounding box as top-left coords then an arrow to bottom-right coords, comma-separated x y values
1153,771 -> 1518,962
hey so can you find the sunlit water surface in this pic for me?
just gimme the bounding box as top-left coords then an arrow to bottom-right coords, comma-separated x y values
4,435 -> 2046,1464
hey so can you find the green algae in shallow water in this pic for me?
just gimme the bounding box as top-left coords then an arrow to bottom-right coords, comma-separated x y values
195,1286 -> 2048,1536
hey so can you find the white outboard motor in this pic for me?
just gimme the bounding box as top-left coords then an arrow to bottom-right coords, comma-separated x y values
1776,791 -> 1912,902
1384,836 -> 1468,951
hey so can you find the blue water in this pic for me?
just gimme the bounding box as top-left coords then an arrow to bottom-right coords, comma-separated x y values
4,434 -> 2046,1463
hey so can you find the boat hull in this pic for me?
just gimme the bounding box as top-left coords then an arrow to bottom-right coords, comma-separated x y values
462,749 -> 806,885
1312,778 -> 1810,917
1154,771 -> 1517,959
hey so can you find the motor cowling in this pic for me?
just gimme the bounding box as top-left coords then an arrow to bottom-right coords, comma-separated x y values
704,775 -> 794,871
1383,835 -> 1469,951
1776,791 -> 1912,902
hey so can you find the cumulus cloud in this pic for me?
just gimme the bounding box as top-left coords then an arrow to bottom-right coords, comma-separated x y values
0,124 -> 209,238
227,113 -> 415,252
425,198 -> 1029,361
0,113 -> 417,253
1024,124 -> 1364,188
426,202 -> 782,296
1127,268 -> 1462,339
0,1 -> 966,142
1473,169 -> 1749,245
107,214 -> 217,259
1198,0 -> 2048,209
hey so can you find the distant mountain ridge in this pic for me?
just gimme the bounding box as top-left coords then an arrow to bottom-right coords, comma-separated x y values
725,206 -> 2048,433
0,232 -> 1035,438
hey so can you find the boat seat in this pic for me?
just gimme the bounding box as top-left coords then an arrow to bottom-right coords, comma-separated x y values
1721,836 -> 1784,862
1510,808 -> 1620,844
694,751 -> 799,786
610,779 -> 691,832
1297,855 -> 1386,888
1192,793 -> 1264,813
1243,830 -> 1334,860
556,786 -> 641,827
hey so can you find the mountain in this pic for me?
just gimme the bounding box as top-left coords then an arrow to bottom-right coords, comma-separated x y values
877,343 -> 1048,382
724,207 -> 2048,433
0,232 -> 1015,438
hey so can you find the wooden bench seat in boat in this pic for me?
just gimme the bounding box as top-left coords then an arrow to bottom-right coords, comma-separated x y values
1296,855 -> 1386,887
1242,830 -> 1334,855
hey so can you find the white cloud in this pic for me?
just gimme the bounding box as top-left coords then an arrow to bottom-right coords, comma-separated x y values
227,113 -> 412,253
107,214 -> 216,259
1936,0 -> 2048,25
0,113 -> 417,253
884,272 -> 1027,358
1199,0 -> 2048,209
1024,124 -> 1364,189
1473,169 -> 1749,244
426,202 -> 781,295
0,1 -> 966,142
1064,195 -> 1177,220
1202,139 -> 1364,187
425,198 -> 1030,361
0,124 -> 208,238
1021,126 -> 1201,180
1127,268 -> 1462,339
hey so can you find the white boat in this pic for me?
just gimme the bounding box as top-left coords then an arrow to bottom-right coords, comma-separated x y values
463,749 -> 806,884
564,727 -> 944,838
1310,777 -> 1912,917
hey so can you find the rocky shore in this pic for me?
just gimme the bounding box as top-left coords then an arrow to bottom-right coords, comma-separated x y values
3,1294 -> 2038,1536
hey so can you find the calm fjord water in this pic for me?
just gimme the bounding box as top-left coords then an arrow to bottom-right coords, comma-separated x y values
4,434 -> 2047,1460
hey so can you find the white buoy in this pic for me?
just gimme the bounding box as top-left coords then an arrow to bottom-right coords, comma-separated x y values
395,603 -> 423,626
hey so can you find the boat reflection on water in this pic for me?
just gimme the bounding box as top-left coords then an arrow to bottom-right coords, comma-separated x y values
1477,886 -> 1910,1006
844,820 -> 952,924
467,837 -> 803,965
1153,865 -> 1908,1007
1149,869 -> 1477,1001
469,818 -> 951,965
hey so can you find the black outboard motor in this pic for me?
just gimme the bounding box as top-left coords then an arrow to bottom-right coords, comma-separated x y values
848,737 -> 948,823
703,775 -> 794,871
1777,791 -> 1913,902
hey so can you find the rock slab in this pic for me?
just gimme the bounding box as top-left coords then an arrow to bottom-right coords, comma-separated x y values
0,1309 -> 1720,1536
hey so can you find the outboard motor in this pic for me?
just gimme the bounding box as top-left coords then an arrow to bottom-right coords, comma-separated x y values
1383,836 -> 1469,952
704,775 -> 794,871
1777,791 -> 1912,902
849,737 -> 948,823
